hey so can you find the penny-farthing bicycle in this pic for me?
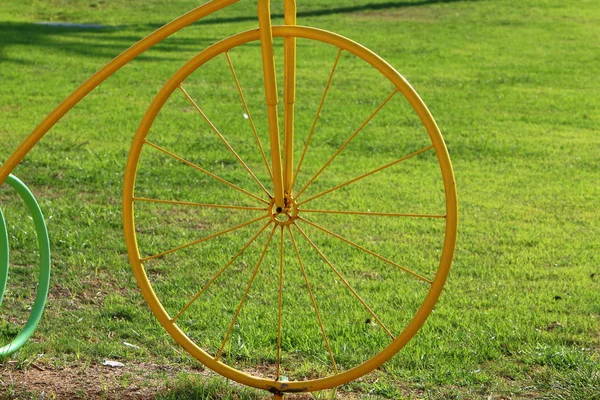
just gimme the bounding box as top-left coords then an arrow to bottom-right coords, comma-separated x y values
0,0 -> 457,398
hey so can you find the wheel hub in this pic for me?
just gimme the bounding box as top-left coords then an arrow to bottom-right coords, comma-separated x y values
269,196 -> 298,226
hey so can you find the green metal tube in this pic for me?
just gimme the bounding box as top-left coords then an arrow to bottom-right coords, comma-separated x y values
0,208 -> 8,306
0,175 -> 51,357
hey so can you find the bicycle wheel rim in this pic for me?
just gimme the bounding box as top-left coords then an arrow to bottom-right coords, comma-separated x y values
123,26 -> 457,393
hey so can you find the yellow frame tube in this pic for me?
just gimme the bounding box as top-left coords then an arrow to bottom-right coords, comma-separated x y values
258,0 -> 285,210
283,0 -> 297,199
0,0 -> 240,186
258,0 -> 297,210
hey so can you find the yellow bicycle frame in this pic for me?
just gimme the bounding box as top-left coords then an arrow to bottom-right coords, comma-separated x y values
259,0 -> 298,210
0,0 -> 297,211
1,2 -> 458,395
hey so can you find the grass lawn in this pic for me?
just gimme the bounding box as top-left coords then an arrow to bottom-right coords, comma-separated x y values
1,0 -> 599,398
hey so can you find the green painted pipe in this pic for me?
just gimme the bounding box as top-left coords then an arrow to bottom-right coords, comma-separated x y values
0,207 -> 8,306
0,174 -> 51,357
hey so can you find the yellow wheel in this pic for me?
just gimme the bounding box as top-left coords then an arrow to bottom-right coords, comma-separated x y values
123,26 -> 457,394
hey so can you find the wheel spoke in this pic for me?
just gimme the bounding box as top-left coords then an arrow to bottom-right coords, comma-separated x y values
297,145 -> 435,206
179,84 -> 272,198
298,217 -> 433,284
224,52 -> 274,181
293,223 -> 395,340
292,48 -> 343,191
170,220 -> 272,323
300,209 -> 445,219
215,224 -> 277,361
144,140 -> 268,204
134,197 -> 268,212
276,226 -> 284,380
295,89 -> 398,199
286,226 -> 339,374
140,214 -> 269,263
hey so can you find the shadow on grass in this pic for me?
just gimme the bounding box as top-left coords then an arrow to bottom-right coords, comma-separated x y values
0,22 -> 216,64
0,0 -> 477,63
210,0 -> 479,23
131,0 -> 480,31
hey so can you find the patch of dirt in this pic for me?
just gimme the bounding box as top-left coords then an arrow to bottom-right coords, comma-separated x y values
0,362 -> 173,399
1,361 -> 377,399
47,272 -> 129,311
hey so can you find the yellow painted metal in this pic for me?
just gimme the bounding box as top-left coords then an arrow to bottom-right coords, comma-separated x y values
123,25 -> 458,393
216,225 -> 277,361
283,0 -> 297,198
298,216 -> 433,284
295,89 -> 398,199
0,0 -> 239,185
293,222 -> 396,340
178,84 -> 272,197
287,225 -> 339,373
276,226 -> 285,379
292,48 -> 342,189
225,52 -> 274,181
258,0 -> 285,210
297,144 -> 435,206
257,0 -> 297,209
144,139 -> 268,204
0,0 -> 458,394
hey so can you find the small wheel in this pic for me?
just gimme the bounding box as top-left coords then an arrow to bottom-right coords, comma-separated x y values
123,26 -> 457,393
0,175 -> 51,357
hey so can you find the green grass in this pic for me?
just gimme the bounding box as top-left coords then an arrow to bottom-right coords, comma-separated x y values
1,0 -> 599,399
157,375 -> 264,400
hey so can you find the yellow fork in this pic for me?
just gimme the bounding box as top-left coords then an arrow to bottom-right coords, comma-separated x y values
258,0 -> 297,211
